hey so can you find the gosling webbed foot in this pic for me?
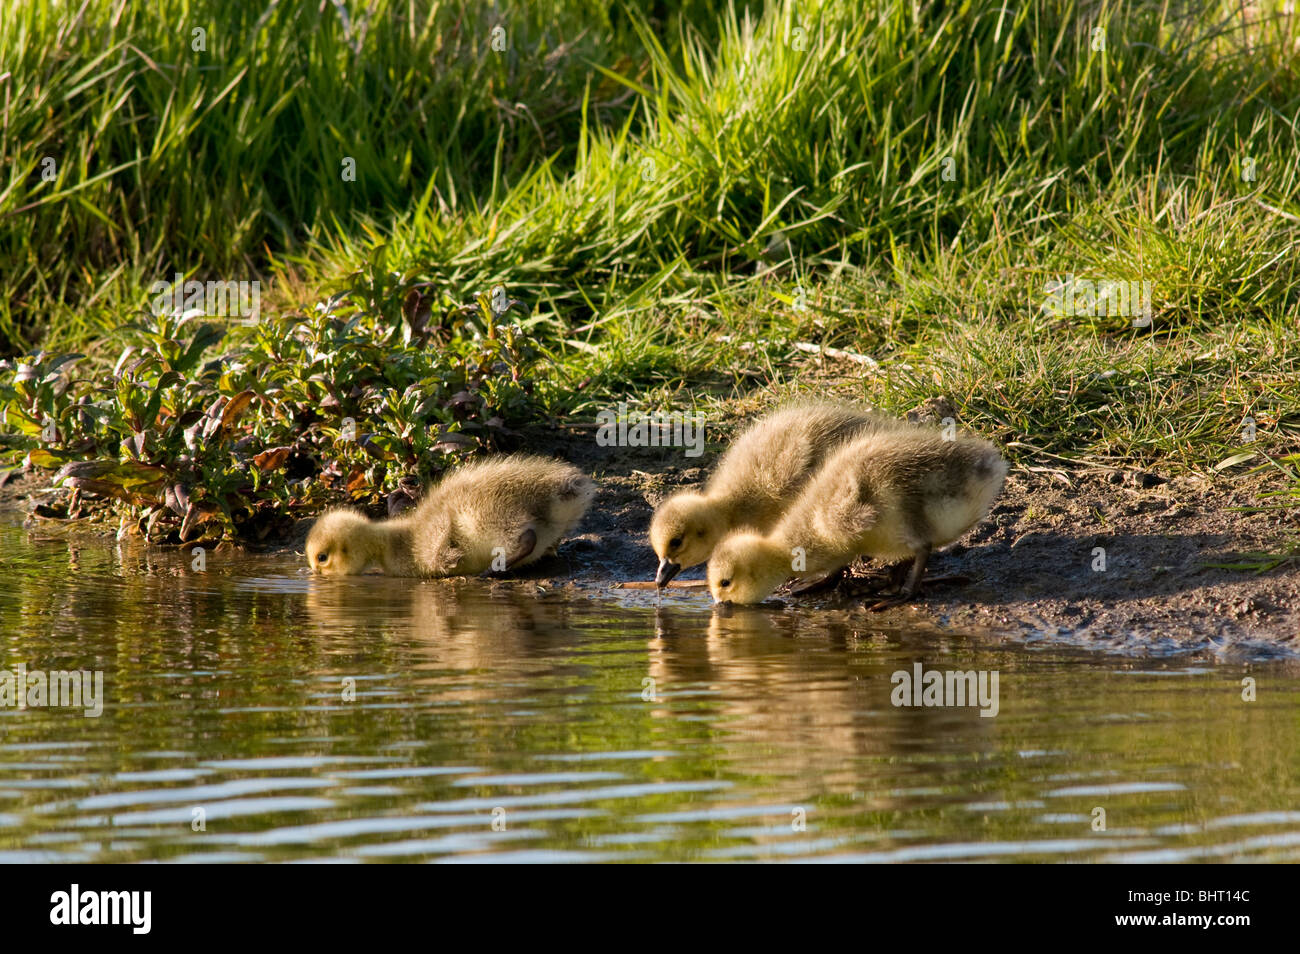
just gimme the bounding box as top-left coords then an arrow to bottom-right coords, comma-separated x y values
865,546 -> 930,611
867,594 -> 914,612
919,573 -> 971,588
785,566 -> 846,596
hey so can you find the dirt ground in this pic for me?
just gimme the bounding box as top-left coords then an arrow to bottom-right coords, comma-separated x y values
6,412 -> 1300,659
501,413 -> 1300,659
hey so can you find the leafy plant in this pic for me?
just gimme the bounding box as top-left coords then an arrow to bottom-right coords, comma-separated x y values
0,277 -> 547,543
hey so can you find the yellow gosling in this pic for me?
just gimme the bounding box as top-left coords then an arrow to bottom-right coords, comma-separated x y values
307,455 -> 594,577
707,426 -> 1007,607
649,402 -> 898,586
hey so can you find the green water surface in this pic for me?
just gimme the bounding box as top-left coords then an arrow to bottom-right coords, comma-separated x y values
1,517 -> 1297,862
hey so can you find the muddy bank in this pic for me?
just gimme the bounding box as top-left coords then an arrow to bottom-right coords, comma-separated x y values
513,422 -> 1300,659
7,419 -> 1300,658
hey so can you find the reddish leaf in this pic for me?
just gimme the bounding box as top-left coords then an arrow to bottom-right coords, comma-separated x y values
179,501 -> 200,541
359,435 -> 397,461
434,430 -> 474,445
165,483 -> 190,518
345,468 -> 369,494
218,390 -> 257,435
251,445 -> 292,472
403,287 -> 432,330
120,430 -> 148,459
54,460 -> 118,483
184,419 -> 204,450
62,476 -> 126,499
62,476 -> 156,506
178,501 -> 219,541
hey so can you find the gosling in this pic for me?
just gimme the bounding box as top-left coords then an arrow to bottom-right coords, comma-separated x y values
307,455 -> 595,577
649,402 -> 897,586
707,426 -> 1007,607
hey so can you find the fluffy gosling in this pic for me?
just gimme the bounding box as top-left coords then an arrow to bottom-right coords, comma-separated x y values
649,402 -> 896,586
707,426 -> 1007,606
307,455 -> 594,577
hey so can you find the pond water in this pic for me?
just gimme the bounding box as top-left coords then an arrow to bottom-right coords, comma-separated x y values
1,515 -> 1297,863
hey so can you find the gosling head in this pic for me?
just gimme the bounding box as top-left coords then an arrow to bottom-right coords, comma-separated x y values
707,533 -> 790,605
649,492 -> 727,586
306,509 -> 379,576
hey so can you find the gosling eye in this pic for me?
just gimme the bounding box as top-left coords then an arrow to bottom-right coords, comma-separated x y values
669,536 -> 682,549
316,552 -> 328,564
719,579 -> 731,588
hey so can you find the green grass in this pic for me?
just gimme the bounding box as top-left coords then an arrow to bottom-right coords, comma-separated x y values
2,0 -> 1300,542
1,0 -> 647,346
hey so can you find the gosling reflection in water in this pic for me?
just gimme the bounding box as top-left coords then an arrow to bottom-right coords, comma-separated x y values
651,603 -> 872,642
644,604 -> 998,786
304,575 -> 580,669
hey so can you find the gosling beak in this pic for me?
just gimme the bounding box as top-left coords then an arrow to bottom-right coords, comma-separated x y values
655,558 -> 682,588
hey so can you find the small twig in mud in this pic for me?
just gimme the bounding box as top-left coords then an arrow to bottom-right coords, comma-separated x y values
1015,464 -> 1074,487
790,341 -> 879,368
614,580 -> 710,590
1004,441 -> 1118,471
1203,539 -> 1300,575
716,335 -> 880,369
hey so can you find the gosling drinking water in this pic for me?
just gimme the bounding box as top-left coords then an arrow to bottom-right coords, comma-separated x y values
649,402 -> 898,586
307,455 -> 595,577
707,425 -> 1007,607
